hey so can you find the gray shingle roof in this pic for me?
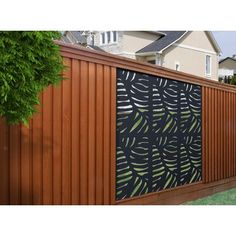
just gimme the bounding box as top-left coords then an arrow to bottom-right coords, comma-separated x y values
60,35 -> 71,43
69,31 -> 87,44
60,31 -> 87,45
136,31 -> 187,54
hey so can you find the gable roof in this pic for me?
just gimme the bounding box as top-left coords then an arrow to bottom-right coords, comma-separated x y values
136,31 -> 187,54
136,31 -> 221,55
219,57 -> 236,64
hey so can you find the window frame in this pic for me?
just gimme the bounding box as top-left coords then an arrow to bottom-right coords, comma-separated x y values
112,31 -> 118,43
100,32 -> 106,45
100,31 -> 118,45
205,54 -> 212,77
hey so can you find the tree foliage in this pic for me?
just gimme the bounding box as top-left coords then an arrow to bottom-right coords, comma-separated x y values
230,75 -> 236,85
0,31 -> 64,125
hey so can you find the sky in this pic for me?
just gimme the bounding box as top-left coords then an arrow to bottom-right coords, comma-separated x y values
213,31 -> 236,59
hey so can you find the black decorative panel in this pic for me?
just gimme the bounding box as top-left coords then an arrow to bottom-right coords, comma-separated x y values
116,69 -> 202,201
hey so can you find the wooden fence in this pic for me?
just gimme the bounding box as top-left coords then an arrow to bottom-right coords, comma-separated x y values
1,41 -> 236,204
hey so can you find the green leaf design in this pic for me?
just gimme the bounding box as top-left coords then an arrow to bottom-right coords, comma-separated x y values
116,69 -> 202,200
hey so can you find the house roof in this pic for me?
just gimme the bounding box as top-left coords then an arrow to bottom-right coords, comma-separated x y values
60,31 -> 104,52
136,31 -> 187,54
219,56 -> 236,64
60,35 -> 71,44
60,31 -> 87,45
86,45 -> 105,52
136,31 -> 221,55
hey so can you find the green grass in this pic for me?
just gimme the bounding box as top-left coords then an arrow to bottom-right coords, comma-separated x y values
184,188 -> 236,205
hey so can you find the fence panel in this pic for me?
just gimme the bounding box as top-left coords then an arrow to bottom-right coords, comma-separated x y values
0,52 -> 116,205
1,42 -> 236,204
203,87 -> 236,183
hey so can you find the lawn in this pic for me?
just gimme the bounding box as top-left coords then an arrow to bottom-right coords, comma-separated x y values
184,188 -> 236,205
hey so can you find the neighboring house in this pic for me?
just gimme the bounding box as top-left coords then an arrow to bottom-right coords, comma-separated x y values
219,55 -> 236,82
93,31 -> 221,81
60,31 -> 104,51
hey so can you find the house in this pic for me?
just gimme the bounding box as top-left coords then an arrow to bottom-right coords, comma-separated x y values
60,31 -> 104,52
219,55 -> 236,83
92,31 -> 221,81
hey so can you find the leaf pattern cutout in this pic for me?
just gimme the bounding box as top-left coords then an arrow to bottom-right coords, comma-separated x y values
116,69 -> 202,201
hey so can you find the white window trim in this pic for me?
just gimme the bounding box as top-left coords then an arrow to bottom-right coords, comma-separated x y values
100,31 -> 118,46
175,61 -> 180,71
205,54 -> 212,77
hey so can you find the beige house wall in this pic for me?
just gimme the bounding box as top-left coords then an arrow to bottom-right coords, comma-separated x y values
162,44 -> 218,80
178,31 -> 217,52
94,31 -> 161,59
121,31 -> 160,54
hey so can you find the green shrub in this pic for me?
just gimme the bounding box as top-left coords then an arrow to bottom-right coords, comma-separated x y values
0,31 -> 64,125
230,75 -> 236,85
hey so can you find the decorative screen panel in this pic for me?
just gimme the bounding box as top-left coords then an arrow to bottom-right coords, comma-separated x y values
116,69 -> 202,201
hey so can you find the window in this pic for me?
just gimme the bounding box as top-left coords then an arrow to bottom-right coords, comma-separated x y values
113,31 -> 117,42
107,31 -> 111,43
175,62 -> 180,71
101,32 -> 105,45
206,55 -> 211,76
100,31 -> 118,45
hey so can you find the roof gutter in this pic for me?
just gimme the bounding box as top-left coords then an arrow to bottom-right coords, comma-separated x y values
135,51 -> 160,56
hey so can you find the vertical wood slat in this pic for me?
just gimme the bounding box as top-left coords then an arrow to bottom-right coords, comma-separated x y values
71,59 -> 80,204
209,88 -> 212,182
218,90 -> 221,180
212,89 -> 216,182
232,94 -> 236,176
88,62 -> 96,205
95,64 -> 104,205
103,66 -> 111,204
42,86 -> 53,204
52,83 -> 62,204
205,87 -> 209,183
220,90 -> 223,180
21,122 -> 32,204
0,119 -> 9,204
226,92 -> 229,178
62,58 -> 72,204
9,125 -> 20,204
231,92 -> 234,177
215,89 -> 218,181
80,61 -> 89,204
110,67 -> 117,205
223,91 -> 226,179
201,87 -> 205,182
32,94 -> 43,204
229,92 -> 232,177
